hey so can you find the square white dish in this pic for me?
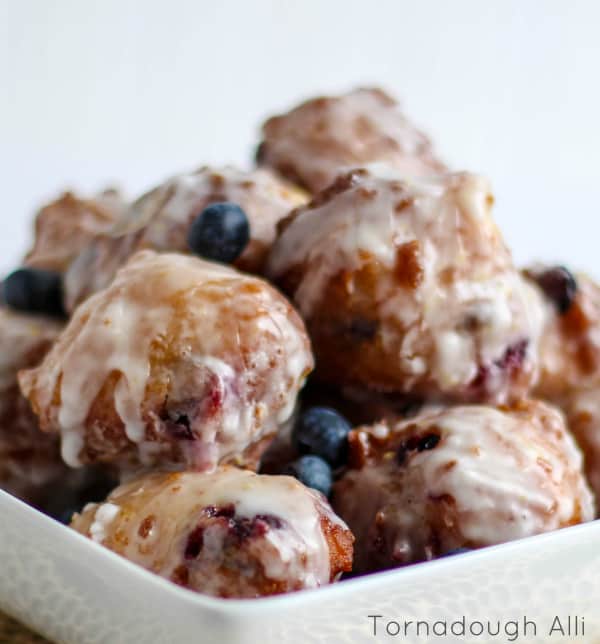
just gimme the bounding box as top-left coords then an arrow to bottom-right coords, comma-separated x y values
1,490 -> 600,644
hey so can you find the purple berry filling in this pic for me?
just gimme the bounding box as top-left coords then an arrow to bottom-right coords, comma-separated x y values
183,506 -> 285,560
469,339 -> 529,394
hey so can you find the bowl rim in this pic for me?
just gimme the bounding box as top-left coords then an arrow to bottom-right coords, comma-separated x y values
3,487 -> 599,617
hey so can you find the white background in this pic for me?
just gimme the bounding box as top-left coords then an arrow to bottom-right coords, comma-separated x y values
1,0 -> 599,274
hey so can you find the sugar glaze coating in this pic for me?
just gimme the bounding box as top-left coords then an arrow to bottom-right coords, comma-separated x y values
64,166 -> 307,311
258,87 -> 446,193
268,167 -> 544,403
332,400 -> 594,572
71,467 -> 353,598
20,251 -> 313,471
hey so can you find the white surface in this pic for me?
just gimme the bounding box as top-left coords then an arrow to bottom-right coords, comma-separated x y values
1,0 -> 599,275
1,489 -> 600,643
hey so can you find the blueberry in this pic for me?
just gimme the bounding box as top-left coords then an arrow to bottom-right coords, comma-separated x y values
417,433 -> 440,452
2,268 -> 65,317
533,266 -> 577,314
187,202 -> 250,263
293,407 -> 352,467
283,455 -> 332,497
56,506 -> 79,525
441,548 -> 472,558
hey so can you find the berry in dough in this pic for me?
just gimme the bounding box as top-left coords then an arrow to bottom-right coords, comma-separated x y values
268,167 -> 545,404
70,467 -> 353,598
64,166 -> 307,312
529,267 -> 600,401
25,189 -> 125,272
257,87 -> 446,193
19,250 -> 313,471
331,400 -> 594,573
527,266 -> 600,501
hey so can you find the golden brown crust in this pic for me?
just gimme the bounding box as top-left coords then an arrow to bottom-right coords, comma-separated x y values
268,169 -> 544,404
333,400 -> 594,573
25,190 -> 122,272
525,269 -> 600,505
320,514 -> 354,579
533,271 -> 600,400
64,167 -> 307,312
258,88 -> 446,193
71,468 -> 353,598
0,309 -> 67,506
559,384 -> 600,505
20,252 -> 314,471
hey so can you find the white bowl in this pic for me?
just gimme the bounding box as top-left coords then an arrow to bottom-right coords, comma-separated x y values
1,489 -> 600,644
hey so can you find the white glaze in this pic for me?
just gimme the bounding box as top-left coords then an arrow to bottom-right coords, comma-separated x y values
73,468 -> 347,595
121,166 -> 304,247
64,166 -> 307,311
334,401 -> 594,571
268,167 -> 545,400
20,251 -> 313,469
89,502 -> 120,543
260,87 -> 446,192
419,404 -> 590,542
